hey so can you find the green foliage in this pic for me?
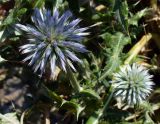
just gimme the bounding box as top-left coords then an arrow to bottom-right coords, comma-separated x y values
61,101 -> 84,120
0,1 -> 27,42
100,32 -> 130,78
86,111 -> 102,124
0,0 -> 158,124
128,8 -> 150,26
112,0 -> 129,33
32,0 -> 45,8
79,89 -> 101,100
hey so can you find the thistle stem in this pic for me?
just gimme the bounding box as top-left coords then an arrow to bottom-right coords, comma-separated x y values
86,87 -> 114,124
102,89 -> 114,113
98,69 -> 110,82
67,66 -> 82,93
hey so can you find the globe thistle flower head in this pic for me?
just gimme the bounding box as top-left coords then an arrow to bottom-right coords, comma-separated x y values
16,8 -> 89,77
112,63 -> 154,106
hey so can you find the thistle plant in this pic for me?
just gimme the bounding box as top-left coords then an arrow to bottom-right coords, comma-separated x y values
16,8 -> 89,77
15,8 -> 89,93
112,63 -> 154,106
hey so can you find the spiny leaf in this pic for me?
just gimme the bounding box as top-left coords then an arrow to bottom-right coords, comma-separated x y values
128,8 -> 150,26
100,32 -> 130,79
61,101 -> 84,120
33,0 -> 45,8
2,7 -> 27,26
0,4 -> 27,42
80,89 -> 101,100
113,0 -> 129,33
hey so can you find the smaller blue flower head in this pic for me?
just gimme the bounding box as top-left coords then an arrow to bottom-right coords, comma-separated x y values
16,8 -> 89,77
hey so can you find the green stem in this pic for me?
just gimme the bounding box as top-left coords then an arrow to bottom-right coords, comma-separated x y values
98,68 -> 111,82
86,87 -> 114,124
67,66 -> 82,93
102,89 -> 114,113
92,68 -> 112,86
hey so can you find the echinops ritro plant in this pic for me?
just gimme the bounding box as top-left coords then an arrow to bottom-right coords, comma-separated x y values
112,63 -> 154,106
16,8 -> 89,77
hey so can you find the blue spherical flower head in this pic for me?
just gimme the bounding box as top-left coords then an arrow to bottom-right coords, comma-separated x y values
112,63 -> 154,106
16,8 -> 89,77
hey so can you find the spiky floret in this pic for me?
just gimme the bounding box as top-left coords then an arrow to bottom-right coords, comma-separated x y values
16,8 -> 89,77
112,63 -> 154,105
